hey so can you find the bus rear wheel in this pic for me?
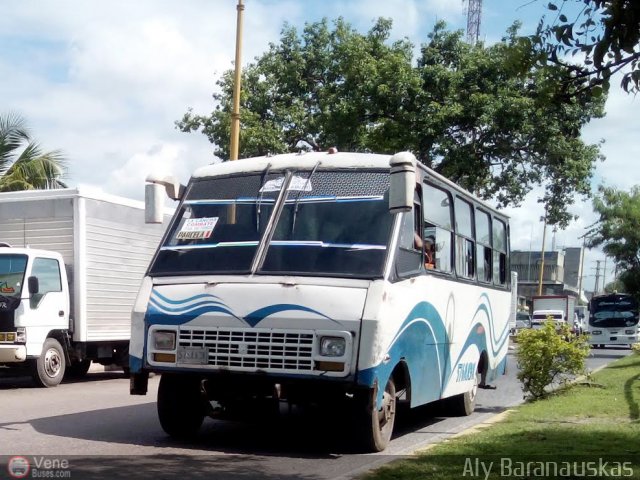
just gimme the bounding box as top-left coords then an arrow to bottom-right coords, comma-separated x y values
446,373 -> 479,416
353,378 -> 396,452
157,374 -> 206,439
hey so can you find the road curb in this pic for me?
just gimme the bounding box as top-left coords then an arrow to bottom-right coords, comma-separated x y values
415,409 -> 516,453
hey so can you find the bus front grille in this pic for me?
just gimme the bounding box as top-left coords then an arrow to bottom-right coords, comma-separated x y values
178,327 -> 314,372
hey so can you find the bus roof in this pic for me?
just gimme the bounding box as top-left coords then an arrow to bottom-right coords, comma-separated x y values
192,151 -> 509,219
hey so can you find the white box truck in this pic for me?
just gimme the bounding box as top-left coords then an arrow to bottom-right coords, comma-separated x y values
531,295 -> 577,329
0,188 -> 167,386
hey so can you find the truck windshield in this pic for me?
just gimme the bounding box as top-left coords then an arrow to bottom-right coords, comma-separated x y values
149,170 -> 393,278
0,254 -> 28,298
590,295 -> 639,328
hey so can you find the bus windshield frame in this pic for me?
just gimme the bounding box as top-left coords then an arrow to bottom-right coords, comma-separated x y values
148,169 -> 393,279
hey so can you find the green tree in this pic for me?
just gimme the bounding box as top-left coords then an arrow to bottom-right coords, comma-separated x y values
589,185 -> 640,298
534,0 -> 640,93
178,18 -> 606,226
0,113 -> 67,191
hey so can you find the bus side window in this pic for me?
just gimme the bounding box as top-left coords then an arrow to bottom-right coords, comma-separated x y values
395,197 -> 423,277
423,182 -> 453,274
493,218 -> 507,285
455,196 -> 475,279
476,209 -> 492,283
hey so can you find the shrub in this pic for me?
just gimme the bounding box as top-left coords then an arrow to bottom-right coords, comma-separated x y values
632,343 -> 640,355
516,320 -> 590,399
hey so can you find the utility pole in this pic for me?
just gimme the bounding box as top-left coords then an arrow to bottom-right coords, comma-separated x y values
229,0 -> 245,161
537,213 -> 548,296
594,260 -> 602,294
602,257 -> 607,292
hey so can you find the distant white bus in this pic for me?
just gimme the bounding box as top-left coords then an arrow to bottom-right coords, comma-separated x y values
131,150 -> 512,451
589,293 -> 639,348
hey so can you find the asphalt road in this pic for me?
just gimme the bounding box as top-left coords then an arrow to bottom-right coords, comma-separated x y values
0,346 -> 631,480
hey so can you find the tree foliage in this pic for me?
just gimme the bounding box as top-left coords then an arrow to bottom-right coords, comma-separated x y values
178,18 -> 606,226
588,185 -> 640,298
535,0 -> 640,93
0,113 -> 67,191
516,320 -> 590,399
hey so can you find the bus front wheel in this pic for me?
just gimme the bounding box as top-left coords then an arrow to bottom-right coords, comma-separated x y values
157,373 -> 206,439
354,378 -> 396,452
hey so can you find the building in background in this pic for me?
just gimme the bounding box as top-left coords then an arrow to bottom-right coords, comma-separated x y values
511,247 -> 586,311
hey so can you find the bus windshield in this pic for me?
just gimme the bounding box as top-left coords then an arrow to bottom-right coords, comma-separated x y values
590,295 -> 639,328
0,254 -> 28,298
149,170 -> 393,278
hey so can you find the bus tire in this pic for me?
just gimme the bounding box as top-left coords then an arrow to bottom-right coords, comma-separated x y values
446,373 -> 479,417
354,377 -> 396,452
31,338 -> 66,388
157,373 -> 205,439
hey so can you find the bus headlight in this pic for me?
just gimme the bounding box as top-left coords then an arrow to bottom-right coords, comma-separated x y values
320,336 -> 346,357
625,330 -> 635,335
591,330 -> 602,335
153,330 -> 176,350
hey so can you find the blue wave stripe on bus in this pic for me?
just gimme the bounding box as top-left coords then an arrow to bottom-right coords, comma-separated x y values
146,290 -> 337,328
478,293 -> 510,348
147,303 -> 241,325
149,299 -> 231,314
151,291 -> 225,306
243,304 -> 338,327
358,301 -> 451,406
358,298 -> 508,407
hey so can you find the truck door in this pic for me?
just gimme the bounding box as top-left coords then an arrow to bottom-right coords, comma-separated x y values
28,257 -> 68,330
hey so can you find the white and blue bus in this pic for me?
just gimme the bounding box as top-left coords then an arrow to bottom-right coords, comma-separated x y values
588,293 -> 639,348
130,150 -> 511,451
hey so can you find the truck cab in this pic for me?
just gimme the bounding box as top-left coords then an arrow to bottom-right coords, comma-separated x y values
531,309 -> 565,329
0,247 -> 70,386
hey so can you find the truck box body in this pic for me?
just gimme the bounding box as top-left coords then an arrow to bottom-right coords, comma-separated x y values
0,188 -> 167,343
531,295 -> 576,325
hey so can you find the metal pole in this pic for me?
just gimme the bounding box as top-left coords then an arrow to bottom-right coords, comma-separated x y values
537,213 -> 547,296
229,0 -> 244,161
577,236 -> 586,303
527,223 -> 533,281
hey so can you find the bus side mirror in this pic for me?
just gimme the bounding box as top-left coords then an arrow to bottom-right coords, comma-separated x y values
389,152 -> 416,213
145,183 -> 165,224
145,174 -> 185,224
28,276 -> 39,295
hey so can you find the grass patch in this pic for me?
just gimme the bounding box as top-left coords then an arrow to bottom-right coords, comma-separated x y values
364,354 -> 640,479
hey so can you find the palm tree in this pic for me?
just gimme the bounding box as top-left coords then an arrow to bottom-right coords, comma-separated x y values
0,112 -> 67,191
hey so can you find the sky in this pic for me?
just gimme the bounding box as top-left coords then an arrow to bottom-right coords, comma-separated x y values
2,0 -> 639,293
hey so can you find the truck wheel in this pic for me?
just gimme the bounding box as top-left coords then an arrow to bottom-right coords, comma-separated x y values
353,377 -> 396,452
66,359 -> 92,379
31,338 -> 66,388
445,373 -> 479,417
157,374 -> 206,438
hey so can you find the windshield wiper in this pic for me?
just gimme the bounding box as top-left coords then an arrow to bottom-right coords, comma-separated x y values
291,161 -> 321,233
256,163 -> 272,232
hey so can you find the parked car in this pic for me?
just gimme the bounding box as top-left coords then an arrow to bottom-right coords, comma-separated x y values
512,312 -> 532,334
